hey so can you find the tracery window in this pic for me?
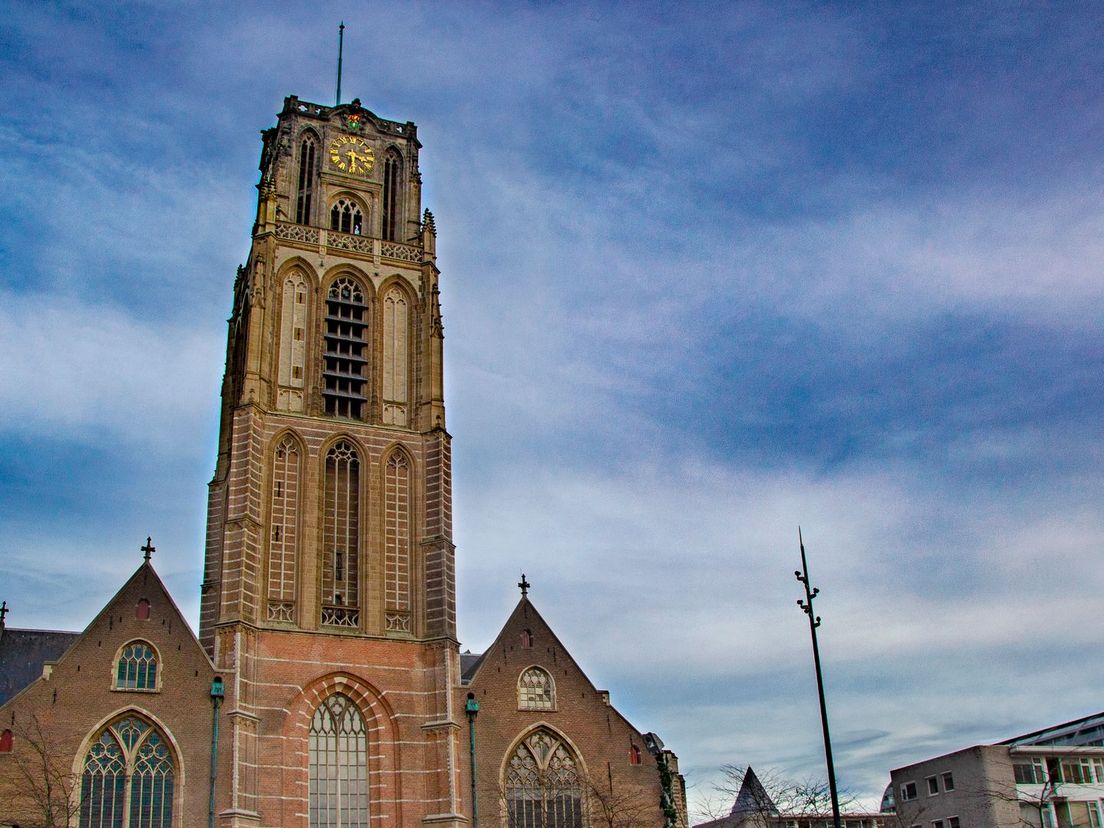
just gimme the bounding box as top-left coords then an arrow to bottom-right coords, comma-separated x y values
79,716 -> 174,828
323,277 -> 369,419
322,440 -> 360,628
384,451 -> 412,632
518,667 -> 555,711
330,198 -> 364,235
115,641 -> 158,691
381,148 -> 402,241
381,286 -> 409,426
296,135 -> 317,225
309,693 -> 369,828
267,435 -> 301,623
505,730 -> 584,828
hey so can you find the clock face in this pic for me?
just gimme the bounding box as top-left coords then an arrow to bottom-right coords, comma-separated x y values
329,135 -> 375,176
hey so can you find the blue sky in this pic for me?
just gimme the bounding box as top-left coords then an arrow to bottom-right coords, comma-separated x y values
2,1 -> 1102,815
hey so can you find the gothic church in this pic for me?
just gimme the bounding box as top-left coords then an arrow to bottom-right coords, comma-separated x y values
0,94 -> 686,828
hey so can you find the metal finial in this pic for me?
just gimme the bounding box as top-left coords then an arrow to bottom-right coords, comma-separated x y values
0,600 -> 8,627
517,574 -> 530,598
141,536 -> 156,563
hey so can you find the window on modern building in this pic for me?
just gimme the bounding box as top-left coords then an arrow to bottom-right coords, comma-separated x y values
518,667 -> 555,710
329,198 -> 363,235
267,435 -> 301,623
135,598 -> 151,620
927,776 -> 939,795
296,135 -> 317,225
381,148 -> 402,241
947,817 -> 960,828
901,782 -> 918,801
309,693 -> 369,828
941,771 -> 954,791
79,716 -> 174,828
1088,802 -> 1103,828
0,729 -> 12,752
115,641 -> 157,690
1059,757 -> 1091,784
628,744 -> 642,765
321,441 -> 360,628
505,729 -> 584,828
931,820 -> 944,828
1015,758 -> 1047,785
322,277 -> 369,419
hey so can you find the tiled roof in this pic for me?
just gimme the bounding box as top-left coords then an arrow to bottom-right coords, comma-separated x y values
0,627 -> 80,705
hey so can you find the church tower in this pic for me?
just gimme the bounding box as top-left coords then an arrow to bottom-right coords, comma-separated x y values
200,95 -> 462,828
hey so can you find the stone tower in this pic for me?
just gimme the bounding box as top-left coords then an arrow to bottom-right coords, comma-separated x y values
199,95 -> 461,828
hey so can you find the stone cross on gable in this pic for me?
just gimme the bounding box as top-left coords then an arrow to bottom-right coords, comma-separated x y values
141,537 -> 156,564
0,600 -> 8,627
517,573 -> 530,598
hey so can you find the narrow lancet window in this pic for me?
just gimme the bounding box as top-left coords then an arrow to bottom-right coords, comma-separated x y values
296,135 -> 317,225
267,436 -> 301,623
381,286 -> 409,426
384,451 -> 412,632
322,440 -> 360,628
277,273 -> 309,412
381,148 -> 402,241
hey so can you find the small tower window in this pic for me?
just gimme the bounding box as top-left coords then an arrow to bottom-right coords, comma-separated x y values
295,135 -> 317,225
0,729 -> 12,752
135,599 -> 151,621
330,198 -> 363,235
518,666 -> 555,710
382,148 -> 402,241
115,641 -> 158,691
629,744 -> 642,765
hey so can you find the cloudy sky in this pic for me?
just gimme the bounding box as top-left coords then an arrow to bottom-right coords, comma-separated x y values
2,0 -> 1102,815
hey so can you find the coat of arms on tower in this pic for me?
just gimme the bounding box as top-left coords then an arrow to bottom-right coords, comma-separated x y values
342,99 -> 366,131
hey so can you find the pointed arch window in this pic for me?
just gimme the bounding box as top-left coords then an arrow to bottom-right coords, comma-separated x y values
518,666 -> 555,710
267,435 -> 301,623
384,451 -> 412,632
79,716 -> 175,828
323,277 -> 369,419
309,693 -> 369,828
381,148 -> 403,241
278,272 -> 309,412
381,286 -> 409,426
330,198 -> 363,235
505,730 -> 584,828
296,134 -> 317,225
322,440 -> 360,628
115,641 -> 158,691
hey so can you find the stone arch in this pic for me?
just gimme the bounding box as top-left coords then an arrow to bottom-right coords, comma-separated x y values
380,444 -> 417,632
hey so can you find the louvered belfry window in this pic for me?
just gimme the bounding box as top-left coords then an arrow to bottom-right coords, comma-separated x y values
323,277 -> 369,419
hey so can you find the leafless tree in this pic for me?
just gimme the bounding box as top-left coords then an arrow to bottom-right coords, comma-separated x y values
1,714 -> 82,828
